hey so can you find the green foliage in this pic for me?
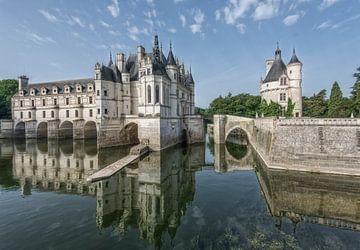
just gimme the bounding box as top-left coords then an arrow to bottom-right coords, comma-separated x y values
303,89 -> 328,117
353,67 -> 360,82
206,93 -> 261,118
0,79 -> 18,119
194,107 -> 206,116
351,78 -> 360,117
258,100 -> 283,117
328,81 -> 348,118
285,98 -> 295,117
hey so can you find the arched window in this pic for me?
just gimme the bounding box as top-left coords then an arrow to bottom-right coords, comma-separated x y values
147,85 -> 152,103
155,85 -> 160,103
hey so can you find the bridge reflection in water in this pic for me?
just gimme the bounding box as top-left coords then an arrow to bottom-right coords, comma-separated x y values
3,135 -> 360,248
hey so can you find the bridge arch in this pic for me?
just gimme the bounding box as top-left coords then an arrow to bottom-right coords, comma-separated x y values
120,122 -> 139,145
14,122 -> 25,138
59,121 -> 73,139
37,122 -> 48,138
84,121 -> 97,139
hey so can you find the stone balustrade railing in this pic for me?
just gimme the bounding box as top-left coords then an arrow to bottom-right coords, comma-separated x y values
276,118 -> 360,126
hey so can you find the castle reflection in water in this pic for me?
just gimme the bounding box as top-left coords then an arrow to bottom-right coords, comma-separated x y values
2,138 -> 360,248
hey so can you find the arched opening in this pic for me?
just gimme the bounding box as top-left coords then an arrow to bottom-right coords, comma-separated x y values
59,121 -> 73,139
225,127 -> 249,160
14,122 -> 25,139
37,122 -> 48,138
60,139 -> 74,155
147,85 -> 152,103
155,85 -> 160,103
181,129 -> 188,146
119,122 -> 139,146
84,121 -> 97,139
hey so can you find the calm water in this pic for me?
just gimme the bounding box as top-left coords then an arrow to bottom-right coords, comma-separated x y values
1,137 -> 360,250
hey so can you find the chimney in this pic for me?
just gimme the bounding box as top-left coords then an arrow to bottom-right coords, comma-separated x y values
137,46 -> 145,62
18,75 -> 29,90
116,53 -> 125,72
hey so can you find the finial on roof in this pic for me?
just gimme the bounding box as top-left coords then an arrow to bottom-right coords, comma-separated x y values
108,51 -> 114,66
170,40 -> 172,50
293,48 -> 296,54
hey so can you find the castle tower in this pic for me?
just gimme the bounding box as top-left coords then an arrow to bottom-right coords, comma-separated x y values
260,45 -> 303,117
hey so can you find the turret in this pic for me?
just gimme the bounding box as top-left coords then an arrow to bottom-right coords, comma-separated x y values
287,48 -> 302,81
18,75 -> 29,90
94,62 -> 101,80
166,41 -> 178,82
116,53 -> 125,72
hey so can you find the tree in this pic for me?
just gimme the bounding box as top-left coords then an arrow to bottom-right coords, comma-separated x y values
303,89 -> 328,117
328,82 -> 346,118
285,98 -> 295,117
351,68 -> 360,117
0,79 -> 18,119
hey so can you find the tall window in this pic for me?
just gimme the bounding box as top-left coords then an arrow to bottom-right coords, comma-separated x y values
147,85 -> 152,103
104,109 -> 108,115
104,90 -> 108,96
66,98 -> 69,105
28,112 -> 31,119
20,101 -> 23,107
42,99 -> 46,106
42,111 -> 46,118
89,109 -> 93,117
66,110 -> 69,118
280,93 -> 287,102
75,110 -> 79,117
89,96 -> 93,104
155,85 -> 160,103
54,98 -> 57,105
31,100 -> 34,106
20,112 -> 23,119
78,97 -> 81,104
97,90 -> 100,96
51,111 -> 54,118
280,77 -> 287,86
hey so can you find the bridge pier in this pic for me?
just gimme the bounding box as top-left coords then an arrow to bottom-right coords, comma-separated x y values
25,121 -> 37,139
213,115 -> 226,144
48,120 -> 60,139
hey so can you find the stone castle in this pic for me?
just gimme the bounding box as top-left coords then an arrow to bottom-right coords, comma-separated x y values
260,45 -> 303,117
10,35 -> 204,150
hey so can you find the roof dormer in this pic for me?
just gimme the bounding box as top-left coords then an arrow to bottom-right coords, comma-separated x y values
29,88 -> 36,96
87,83 -> 94,92
64,85 -> 71,93
41,87 -> 48,95
52,86 -> 58,94
75,84 -> 82,93
19,90 -> 24,96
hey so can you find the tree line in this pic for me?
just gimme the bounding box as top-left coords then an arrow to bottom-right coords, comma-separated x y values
196,67 -> 360,119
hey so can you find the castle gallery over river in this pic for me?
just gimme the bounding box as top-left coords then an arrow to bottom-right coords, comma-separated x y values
8,35 -> 204,150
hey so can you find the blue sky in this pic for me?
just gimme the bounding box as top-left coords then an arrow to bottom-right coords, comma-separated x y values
0,0 -> 359,107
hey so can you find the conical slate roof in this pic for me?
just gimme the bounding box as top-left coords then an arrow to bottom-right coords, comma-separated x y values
167,49 -> 176,66
263,58 -> 287,83
288,49 -> 301,64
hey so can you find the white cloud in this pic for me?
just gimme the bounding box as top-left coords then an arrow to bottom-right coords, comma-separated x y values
29,33 -> 56,45
107,0 -> 120,18
283,11 -> 305,26
215,10 -> 221,21
252,0 -> 280,21
179,14 -> 186,27
332,14 -> 360,29
289,0 -> 310,11
109,30 -> 121,36
168,27 -> 177,33
315,20 -> 332,30
99,20 -> 111,28
71,16 -> 85,27
39,9 -> 58,23
89,24 -> 95,31
190,9 -> 205,34
128,25 -> 148,41
219,0 -> 257,25
236,23 -> 246,33
319,0 -> 340,10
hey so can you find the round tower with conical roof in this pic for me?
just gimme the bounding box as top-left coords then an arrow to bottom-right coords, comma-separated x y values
287,48 -> 303,117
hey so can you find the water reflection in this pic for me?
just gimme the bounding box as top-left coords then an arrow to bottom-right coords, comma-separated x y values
9,139 -> 131,196
95,144 -> 205,249
255,155 -> 360,232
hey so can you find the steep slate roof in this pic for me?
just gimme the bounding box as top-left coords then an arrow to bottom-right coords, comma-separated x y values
167,49 -> 176,66
125,54 -> 139,81
21,78 -> 95,95
263,58 -> 287,83
288,49 -> 301,64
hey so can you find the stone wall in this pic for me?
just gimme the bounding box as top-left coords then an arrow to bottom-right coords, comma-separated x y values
0,120 -> 13,138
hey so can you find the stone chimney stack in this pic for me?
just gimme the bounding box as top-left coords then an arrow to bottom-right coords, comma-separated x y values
18,75 -> 29,90
137,46 -> 145,62
116,53 -> 125,72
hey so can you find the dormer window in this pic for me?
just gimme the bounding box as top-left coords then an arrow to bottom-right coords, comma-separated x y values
87,84 -> 93,92
19,90 -> 24,96
30,89 -> 35,96
41,88 -> 47,95
52,87 -> 58,94
76,84 -> 82,92
280,77 -> 287,86
64,85 -> 70,93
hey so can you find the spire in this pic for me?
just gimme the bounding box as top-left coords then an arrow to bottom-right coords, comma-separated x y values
275,42 -> 281,60
108,51 -> 114,66
153,34 -> 160,62
167,40 -> 176,66
288,47 -> 301,64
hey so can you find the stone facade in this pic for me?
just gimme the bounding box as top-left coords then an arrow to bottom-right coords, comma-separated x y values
10,35 -> 204,150
260,46 -> 303,117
